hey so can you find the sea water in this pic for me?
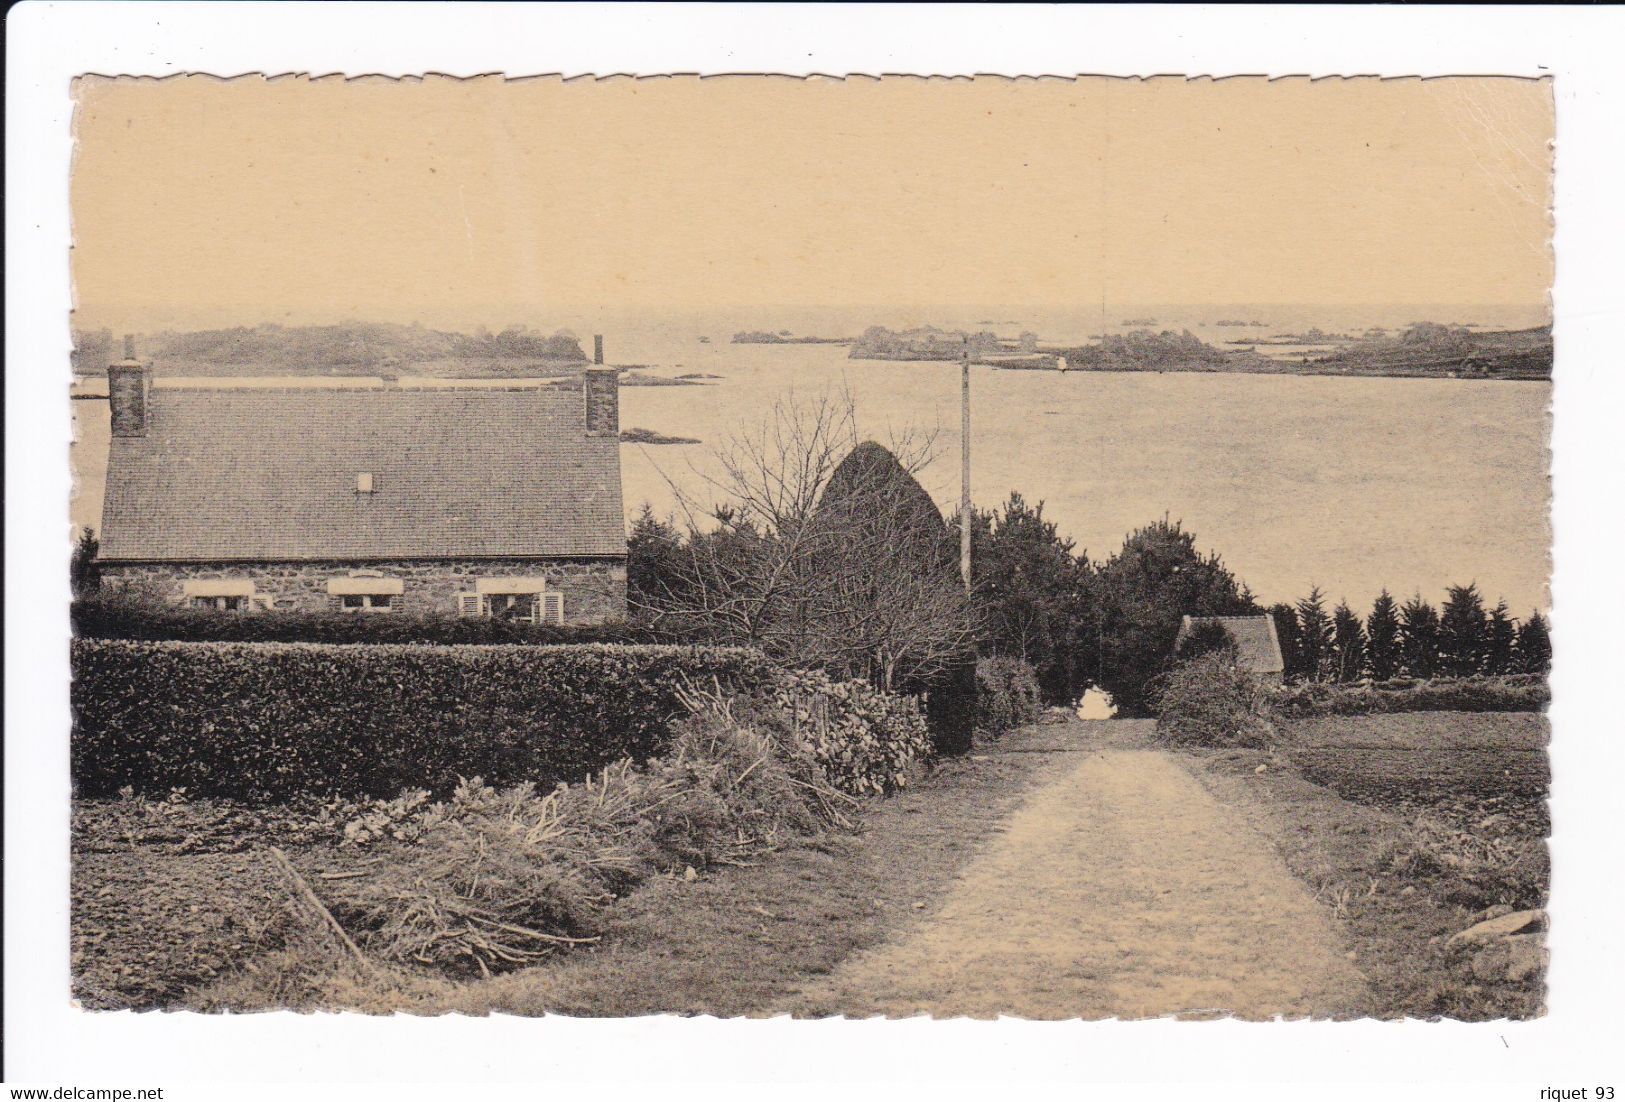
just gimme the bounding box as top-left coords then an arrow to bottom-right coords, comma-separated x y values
69,303 -> 1552,615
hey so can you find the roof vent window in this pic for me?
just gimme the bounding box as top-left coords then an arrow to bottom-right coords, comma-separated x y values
357,473 -> 375,494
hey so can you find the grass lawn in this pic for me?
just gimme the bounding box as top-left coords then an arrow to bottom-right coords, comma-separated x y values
1186,710 -> 1549,1020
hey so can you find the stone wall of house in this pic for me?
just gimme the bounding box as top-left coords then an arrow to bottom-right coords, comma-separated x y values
98,558 -> 628,624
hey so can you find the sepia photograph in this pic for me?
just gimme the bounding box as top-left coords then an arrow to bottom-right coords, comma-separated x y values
63,71 -> 1556,1021
8,2 -> 1625,1094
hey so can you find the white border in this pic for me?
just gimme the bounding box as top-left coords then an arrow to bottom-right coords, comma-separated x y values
8,2 -> 1625,1090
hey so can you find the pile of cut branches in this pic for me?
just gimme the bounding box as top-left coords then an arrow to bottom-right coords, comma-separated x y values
324,681 -> 859,976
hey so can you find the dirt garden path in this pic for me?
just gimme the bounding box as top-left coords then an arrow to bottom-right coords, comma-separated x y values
787,719 -> 1366,1019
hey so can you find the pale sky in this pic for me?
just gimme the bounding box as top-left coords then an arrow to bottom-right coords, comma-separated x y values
72,75 -> 1552,329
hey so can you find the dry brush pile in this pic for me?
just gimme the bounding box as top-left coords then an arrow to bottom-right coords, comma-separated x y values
1151,650 -> 1277,748
298,672 -> 929,980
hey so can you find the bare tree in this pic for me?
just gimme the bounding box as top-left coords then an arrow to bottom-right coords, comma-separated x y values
636,389 -> 976,692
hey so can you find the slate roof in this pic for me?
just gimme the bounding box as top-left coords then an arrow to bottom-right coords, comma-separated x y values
1175,615 -> 1285,675
99,383 -> 627,562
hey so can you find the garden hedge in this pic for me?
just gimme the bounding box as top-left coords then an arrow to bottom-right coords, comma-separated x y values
71,639 -> 774,801
72,596 -> 703,647
1271,674 -> 1548,717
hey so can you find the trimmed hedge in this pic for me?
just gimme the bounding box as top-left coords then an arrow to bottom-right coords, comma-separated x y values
71,639 -> 773,802
72,596 -> 705,647
1271,674 -> 1548,717
974,656 -> 1042,735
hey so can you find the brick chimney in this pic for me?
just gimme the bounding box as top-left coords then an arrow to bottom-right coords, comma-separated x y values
108,335 -> 150,438
583,368 -> 619,437
593,334 -> 604,365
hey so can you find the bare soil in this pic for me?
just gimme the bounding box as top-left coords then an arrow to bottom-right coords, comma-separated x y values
74,849 -> 289,1009
1284,711 -> 1550,833
71,799 -> 347,1009
1188,712 -> 1549,1020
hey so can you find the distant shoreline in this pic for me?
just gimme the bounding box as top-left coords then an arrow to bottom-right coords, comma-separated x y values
731,331 -> 853,345
621,426 -> 702,445
70,317 -> 1552,386
983,360 -> 1552,383
70,364 -> 1553,400
852,322 -> 1551,383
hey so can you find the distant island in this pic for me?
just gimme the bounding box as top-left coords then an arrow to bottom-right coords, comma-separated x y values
1121,317 -> 1158,326
1306,322 -> 1551,380
1225,328 -> 1361,347
70,328 -> 118,374
621,427 -> 701,445
1042,329 -> 1244,372
1214,319 -> 1269,327
732,331 -> 852,345
992,323 -> 1550,381
850,326 -> 1041,361
72,321 -> 590,379
619,371 -> 710,388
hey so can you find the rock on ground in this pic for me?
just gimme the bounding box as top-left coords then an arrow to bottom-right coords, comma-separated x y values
1446,908 -> 1545,950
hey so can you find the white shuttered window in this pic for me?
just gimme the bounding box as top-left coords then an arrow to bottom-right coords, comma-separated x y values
458,580 -> 565,624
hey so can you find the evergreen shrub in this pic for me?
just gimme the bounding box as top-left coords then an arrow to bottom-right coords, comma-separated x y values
974,656 -> 1043,735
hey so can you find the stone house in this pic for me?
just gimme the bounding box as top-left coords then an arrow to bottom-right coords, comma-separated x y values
96,356 -> 628,624
1174,615 -> 1286,684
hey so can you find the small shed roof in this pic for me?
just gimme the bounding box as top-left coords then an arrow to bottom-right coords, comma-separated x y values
1175,615 -> 1285,675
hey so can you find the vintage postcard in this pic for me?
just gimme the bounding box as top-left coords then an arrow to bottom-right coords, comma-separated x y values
62,71 -> 1555,1026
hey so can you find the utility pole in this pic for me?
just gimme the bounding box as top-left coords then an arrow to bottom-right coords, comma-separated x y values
960,337 -> 972,592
